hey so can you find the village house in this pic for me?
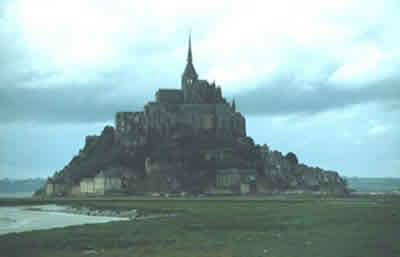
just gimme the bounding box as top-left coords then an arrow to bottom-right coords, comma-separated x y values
215,168 -> 257,194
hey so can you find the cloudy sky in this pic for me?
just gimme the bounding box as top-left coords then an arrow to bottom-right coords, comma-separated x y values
1,0 -> 399,179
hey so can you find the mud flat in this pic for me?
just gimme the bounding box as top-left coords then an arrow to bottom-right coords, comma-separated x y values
0,205 -> 128,235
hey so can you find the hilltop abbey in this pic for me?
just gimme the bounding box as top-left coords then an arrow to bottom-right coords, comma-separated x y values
115,35 -> 245,145
41,36 -> 348,197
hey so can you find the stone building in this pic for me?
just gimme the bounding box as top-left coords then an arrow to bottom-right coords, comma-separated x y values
114,34 -> 246,141
93,171 -> 123,195
201,148 -> 234,161
145,157 -> 183,175
80,178 -> 95,194
45,179 -> 66,196
216,168 -> 257,194
45,182 -> 54,195
79,168 -> 129,195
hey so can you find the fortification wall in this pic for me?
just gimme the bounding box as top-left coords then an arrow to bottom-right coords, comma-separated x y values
70,185 -> 81,196
145,103 -> 175,132
145,157 -> 182,175
80,179 -> 95,194
180,104 -> 215,113
115,112 -> 146,135
156,89 -> 183,104
117,90 -> 246,139
183,80 -> 224,104
233,113 -> 246,137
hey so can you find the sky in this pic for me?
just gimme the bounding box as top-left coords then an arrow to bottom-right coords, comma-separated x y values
0,0 -> 399,179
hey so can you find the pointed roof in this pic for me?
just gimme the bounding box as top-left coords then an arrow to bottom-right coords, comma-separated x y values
187,33 -> 193,63
182,33 -> 198,79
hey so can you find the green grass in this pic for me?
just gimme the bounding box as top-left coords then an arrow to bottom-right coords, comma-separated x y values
0,196 -> 399,257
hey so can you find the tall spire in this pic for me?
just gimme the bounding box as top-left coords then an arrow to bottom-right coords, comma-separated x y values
187,33 -> 193,63
182,33 -> 198,81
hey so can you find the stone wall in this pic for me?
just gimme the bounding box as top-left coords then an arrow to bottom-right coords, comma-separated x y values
142,101 -> 245,138
259,146 -> 347,192
180,104 -> 215,113
240,183 -> 250,194
183,80 -> 224,104
204,186 -> 234,195
45,183 -> 53,196
80,179 -> 95,194
216,168 -> 257,188
80,176 -> 122,195
202,148 -> 234,161
233,113 -> 246,137
156,89 -> 183,104
145,157 -> 183,175
45,183 -> 66,196
115,79 -> 246,140
70,185 -> 81,196
94,176 -> 105,194
115,112 -> 146,135
94,176 -> 122,195
85,135 -> 98,148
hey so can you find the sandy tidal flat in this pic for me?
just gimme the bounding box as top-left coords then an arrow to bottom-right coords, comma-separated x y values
0,205 -> 127,235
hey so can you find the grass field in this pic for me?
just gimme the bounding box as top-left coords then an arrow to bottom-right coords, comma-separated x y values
0,196 -> 399,257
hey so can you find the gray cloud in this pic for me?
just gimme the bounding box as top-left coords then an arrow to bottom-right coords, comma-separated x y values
235,74 -> 400,116
2,68 -> 399,124
0,81 -> 149,124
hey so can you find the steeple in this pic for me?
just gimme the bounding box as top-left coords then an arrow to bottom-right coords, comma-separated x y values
232,99 -> 236,112
187,33 -> 193,64
182,34 -> 198,84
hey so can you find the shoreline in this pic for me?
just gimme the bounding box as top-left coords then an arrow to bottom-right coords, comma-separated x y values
24,204 -> 138,219
24,204 -> 178,220
0,205 -> 129,236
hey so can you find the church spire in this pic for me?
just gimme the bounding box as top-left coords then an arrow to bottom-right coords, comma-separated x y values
187,33 -> 193,64
182,33 -> 198,82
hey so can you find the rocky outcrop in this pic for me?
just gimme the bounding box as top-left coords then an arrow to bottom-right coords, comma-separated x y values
37,125 -> 348,196
256,146 -> 347,193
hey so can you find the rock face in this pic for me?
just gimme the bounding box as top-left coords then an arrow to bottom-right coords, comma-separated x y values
36,37 -> 348,197
256,146 -> 347,193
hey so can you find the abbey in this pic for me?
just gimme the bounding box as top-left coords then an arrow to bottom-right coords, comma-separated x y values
38,36 -> 349,197
115,35 -> 245,142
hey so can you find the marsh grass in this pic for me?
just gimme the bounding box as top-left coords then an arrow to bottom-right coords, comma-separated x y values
0,196 -> 399,257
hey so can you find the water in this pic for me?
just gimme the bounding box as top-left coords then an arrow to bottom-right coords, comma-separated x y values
0,205 -> 128,235
347,177 -> 400,192
0,192 -> 34,198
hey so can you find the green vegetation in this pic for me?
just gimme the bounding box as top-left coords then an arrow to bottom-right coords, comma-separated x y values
1,196 -> 399,257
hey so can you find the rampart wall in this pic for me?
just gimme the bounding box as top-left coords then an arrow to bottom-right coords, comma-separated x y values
115,112 -> 146,134
156,89 -> 183,104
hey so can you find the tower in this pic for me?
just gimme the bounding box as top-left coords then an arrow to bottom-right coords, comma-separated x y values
182,34 -> 198,103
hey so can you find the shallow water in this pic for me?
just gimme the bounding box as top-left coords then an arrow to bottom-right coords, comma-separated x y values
0,192 -> 33,198
0,205 -> 127,235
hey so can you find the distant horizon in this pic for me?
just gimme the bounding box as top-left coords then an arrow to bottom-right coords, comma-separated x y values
1,176 -> 400,180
